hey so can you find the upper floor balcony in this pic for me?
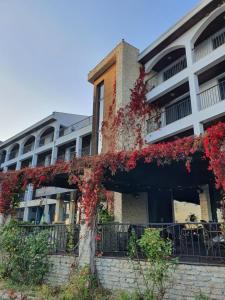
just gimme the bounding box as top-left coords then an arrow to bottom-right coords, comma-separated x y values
194,27 -> 225,62
198,79 -> 225,110
23,136 -> 35,154
0,150 -> 6,164
8,144 -> 19,161
39,127 -> 54,147
146,95 -> 192,135
146,55 -> 187,92
59,116 -> 92,138
194,11 -> 225,62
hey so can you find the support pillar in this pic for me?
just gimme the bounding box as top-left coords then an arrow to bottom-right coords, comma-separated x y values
76,137 -> 82,157
43,204 -> 50,224
23,207 -> 29,222
200,185 -> 212,221
68,191 -> 76,224
54,194 -> 64,223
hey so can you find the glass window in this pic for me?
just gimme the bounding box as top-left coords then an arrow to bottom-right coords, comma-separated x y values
97,82 -> 104,154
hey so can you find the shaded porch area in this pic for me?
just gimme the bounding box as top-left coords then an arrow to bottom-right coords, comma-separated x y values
99,154 -> 225,264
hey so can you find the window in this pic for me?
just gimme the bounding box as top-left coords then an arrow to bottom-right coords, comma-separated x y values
97,82 -> 104,154
219,77 -> 225,101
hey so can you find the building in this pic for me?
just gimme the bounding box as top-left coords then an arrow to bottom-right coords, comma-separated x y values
88,0 -> 225,225
0,112 -> 92,224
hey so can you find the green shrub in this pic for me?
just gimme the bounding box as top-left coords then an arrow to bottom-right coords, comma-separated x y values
0,220 -> 50,285
138,228 -> 177,299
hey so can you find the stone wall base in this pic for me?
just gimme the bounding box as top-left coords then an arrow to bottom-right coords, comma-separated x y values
44,255 -> 78,286
96,257 -> 225,300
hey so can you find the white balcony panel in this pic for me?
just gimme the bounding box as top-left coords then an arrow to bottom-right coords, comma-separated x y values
198,100 -> 225,124
145,114 -> 194,144
194,28 -> 225,62
193,43 -> 225,75
56,123 -> 92,147
146,68 -> 189,102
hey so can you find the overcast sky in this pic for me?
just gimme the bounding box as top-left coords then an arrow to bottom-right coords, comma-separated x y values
0,0 -> 199,141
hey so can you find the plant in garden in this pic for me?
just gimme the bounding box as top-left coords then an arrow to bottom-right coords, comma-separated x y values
128,228 -> 177,300
0,220 -> 50,285
138,229 -> 177,300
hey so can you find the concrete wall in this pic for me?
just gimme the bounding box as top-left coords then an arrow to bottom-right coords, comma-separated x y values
114,192 -> 148,224
96,257 -> 225,300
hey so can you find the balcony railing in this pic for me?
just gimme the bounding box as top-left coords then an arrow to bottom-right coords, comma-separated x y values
147,97 -> 192,134
194,27 -> 225,62
39,134 -> 54,147
59,116 -> 92,138
19,224 -> 80,254
198,80 -> 225,110
81,145 -> 91,157
146,56 -> 187,92
9,149 -> 19,160
23,143 -> 34,154
0,155 -> 6,164
97,223 -> 225,264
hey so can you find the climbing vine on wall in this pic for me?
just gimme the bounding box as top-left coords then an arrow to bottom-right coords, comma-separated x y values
102,68 -> 160,151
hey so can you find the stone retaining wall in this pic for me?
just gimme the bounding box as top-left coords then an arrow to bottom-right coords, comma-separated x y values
95,257 -> 225,300
44,255 -> 78,286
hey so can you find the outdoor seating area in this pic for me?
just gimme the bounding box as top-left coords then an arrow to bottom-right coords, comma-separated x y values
97,222 -> 225,264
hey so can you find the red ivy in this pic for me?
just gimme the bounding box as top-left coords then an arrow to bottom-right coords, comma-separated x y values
0,125 -> 225,224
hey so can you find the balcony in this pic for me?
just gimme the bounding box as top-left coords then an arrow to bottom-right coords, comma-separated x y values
23,143 -> 34,154
59,116 -> 92,138
198,80 -> 225,110
81,145 -> 91,157
0,152 -> 6,164
146,56 -> 187,92
194,27 -> 225,62
147,96 -> 192,134
39,134 -> 54,147
9,149 -> 19,160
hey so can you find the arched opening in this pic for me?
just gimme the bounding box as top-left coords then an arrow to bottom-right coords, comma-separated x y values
194,11 -> 225,61
146,48 -> 187,91
0,150 -> 6,164
23,136 -> 35,154
39,127 -> 54,147
9,144 -> 20,160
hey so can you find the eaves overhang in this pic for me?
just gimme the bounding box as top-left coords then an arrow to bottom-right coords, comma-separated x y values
138,0 -> 224,65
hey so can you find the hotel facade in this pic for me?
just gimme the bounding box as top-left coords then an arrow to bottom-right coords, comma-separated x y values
88,0 -> 225,225
0,112 -> 92,224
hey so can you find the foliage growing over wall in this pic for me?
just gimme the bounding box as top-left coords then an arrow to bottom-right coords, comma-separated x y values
102,68 -> 160,151
0,220 -> 50,285
0,67 -> 225,225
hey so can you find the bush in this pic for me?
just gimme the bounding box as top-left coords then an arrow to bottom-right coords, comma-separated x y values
0,220 -> 50,285
128,228 -> 177,300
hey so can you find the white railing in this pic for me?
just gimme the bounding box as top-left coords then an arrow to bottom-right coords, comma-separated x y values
39,134 -> 54,147
9,149 -> 19,160
23,143 -> 34,154
194,27 -> 225,62
146,56 -> 187,92
198,80 -> 225,110
146,96 -> 192,134
59,116 -> 92,138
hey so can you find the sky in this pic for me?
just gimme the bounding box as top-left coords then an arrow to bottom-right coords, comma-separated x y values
0,0 -> 200,141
